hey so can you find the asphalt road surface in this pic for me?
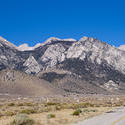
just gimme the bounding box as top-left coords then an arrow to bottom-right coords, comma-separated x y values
73,107 -> 125,125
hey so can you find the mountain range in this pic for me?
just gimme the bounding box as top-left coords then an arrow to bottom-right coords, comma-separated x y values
0,36 -> 125,96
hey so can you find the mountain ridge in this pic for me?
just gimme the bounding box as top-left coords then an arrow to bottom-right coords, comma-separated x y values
0,36 -> 125,96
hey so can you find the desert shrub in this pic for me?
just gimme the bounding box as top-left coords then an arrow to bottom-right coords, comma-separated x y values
72,109 -> 82,116
46,102 -> 58,106
82,109 -> 98,113
10,114 -> 34,125
47,114 -> 56,119
17,103 -> 24,106
43,106 -> 52,112
0,104 -> 3,107
113,101 -> 124,107
73,103 -> 95,109
5,111 -> 16,116
8,103 -> 15,106
90,109 -> 98,112
0,112 -> 3,117
62,103 -> 95,110
25,102 -> 33,106
82,109 -> 90,112
20,109 -> 37,114
55,105 -> 61,110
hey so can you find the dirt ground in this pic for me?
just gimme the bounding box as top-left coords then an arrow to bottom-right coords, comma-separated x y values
0,95 -> 125,125
0,107 -> 114,125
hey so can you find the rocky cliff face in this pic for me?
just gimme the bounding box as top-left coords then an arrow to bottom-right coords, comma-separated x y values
0,36 -> 125,94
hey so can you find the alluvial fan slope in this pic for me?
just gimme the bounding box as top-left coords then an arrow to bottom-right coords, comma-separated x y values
0,69 -> 63,96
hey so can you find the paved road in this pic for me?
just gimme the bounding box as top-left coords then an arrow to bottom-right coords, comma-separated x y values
73,107 -> 125,125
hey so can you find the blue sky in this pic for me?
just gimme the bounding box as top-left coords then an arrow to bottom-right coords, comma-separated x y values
0,0 -> 125,47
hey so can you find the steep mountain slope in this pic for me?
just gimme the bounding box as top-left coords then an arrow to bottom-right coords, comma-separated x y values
37,69 -> 110,94
37,37 -> 125,94
0,36 -> 125,95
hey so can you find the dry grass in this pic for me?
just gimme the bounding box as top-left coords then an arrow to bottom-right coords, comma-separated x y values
0,95 -> 125,125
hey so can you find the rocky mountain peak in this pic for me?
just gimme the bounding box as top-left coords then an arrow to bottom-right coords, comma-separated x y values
79,36 -> 94,42
42,37 -> 61,45
63,38 -> 76,41
0,36 -> 16,49
23,55 -> 41,74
